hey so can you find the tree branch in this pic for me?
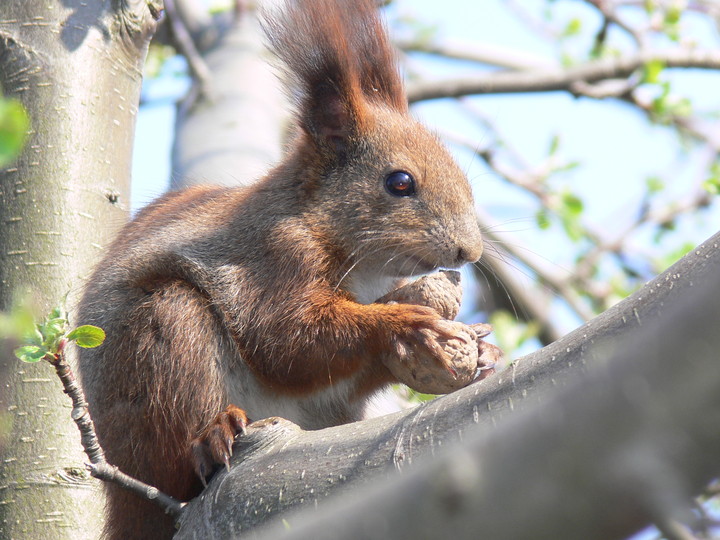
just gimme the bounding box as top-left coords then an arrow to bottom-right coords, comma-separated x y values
171,0 -> 289,188
396,38 -> 557,70
407,49 -> 720,102
164,0 -> 214,103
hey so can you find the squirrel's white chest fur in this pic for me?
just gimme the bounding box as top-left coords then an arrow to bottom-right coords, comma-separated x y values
345,272 -> 398,304
227,365 -> 365,429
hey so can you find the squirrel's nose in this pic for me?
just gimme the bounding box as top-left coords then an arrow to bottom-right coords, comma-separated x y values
457,241 -> 483,265
455,216 -> 483,265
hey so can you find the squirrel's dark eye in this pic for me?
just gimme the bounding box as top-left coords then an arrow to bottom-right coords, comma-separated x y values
385,171 -> 415,197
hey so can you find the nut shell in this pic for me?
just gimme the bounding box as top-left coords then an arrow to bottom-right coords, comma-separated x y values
379,270 -> 462,320
378,271 -> 480,394
382,322 -> 479,394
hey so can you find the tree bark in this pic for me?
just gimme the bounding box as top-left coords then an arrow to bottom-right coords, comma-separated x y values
176,230 -> 720,539
0,1 -> 159,538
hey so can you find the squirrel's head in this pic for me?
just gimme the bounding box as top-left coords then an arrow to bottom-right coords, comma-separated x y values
265,0 -> 482,281
311,106 -> 483,281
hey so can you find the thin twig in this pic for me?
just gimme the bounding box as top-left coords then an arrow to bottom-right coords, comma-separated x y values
396,38 -> 557,71
583,0 -> 647,50
164,0 -> 214,105
622,91 -> 720,151
477,211 -> 597,323
48,342 -> 185,521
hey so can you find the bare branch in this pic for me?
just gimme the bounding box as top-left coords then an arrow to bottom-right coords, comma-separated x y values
473,245 -> 567,344
407,49 -> 720,102
583,0 -> 648,50
396,38 -> 557,70
164,0 -> 214,104
477,212 -> 596,324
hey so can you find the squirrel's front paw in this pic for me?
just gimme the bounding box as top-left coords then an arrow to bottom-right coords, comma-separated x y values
382,306 -> 479,394
190,404 -> 250,485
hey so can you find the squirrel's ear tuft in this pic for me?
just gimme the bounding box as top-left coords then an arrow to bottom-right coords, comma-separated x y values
263,0 -> 405,156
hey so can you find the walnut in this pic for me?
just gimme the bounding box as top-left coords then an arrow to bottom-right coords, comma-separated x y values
378,271 -> 500,394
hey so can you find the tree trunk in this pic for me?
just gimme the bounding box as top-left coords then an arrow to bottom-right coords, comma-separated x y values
175,230 -> 720,539
0,1 -> 159,538
170,0 -> 288,189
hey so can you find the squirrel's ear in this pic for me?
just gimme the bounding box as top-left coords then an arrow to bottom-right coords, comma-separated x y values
304,82 -> 362,155
264,0 -> 400,156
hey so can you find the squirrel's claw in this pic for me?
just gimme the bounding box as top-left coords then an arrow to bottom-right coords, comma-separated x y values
190,404 -> 250,485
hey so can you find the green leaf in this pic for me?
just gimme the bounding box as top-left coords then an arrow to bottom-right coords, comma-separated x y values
489,310 -> 539,359
208,0 -> 233,15
560,52 -> 575,68
646,176 -> 664,194
650,82 -> 671,120
660,6 -> 681,41
560,213 -> 584,242
559,190 -> 585,242
664,5 -> 681,25
42,317 -> 67,338
404,385 -> 437,403
609,274 -> 633,301
548,134 -> 560,156
535,209 -> 551,230
48,306 -> 66,321
39,312 -> 68,352
66,325 -> 106,348
554,161 -> 581,173
26,326 -> 44,347
703,178 -> 720,195
702,159 -> 720,195
0,98 -> 30,168
562,17 -> 582,37
642,59 -> 665,84
671,97 -> 692,118
654,242 -> 695,272
144,44 -> 178,79
14,345 -> 50,363
561,191 -> 584,216
0,299 -> 38,345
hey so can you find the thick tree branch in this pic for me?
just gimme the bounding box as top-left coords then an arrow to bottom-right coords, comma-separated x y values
176,230 -> 720,538
407,49 -> 720,102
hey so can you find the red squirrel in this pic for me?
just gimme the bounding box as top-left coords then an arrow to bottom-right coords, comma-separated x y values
78,0 -> 486,538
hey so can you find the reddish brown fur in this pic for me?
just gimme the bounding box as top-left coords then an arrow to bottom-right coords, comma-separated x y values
78,1 -> 483,538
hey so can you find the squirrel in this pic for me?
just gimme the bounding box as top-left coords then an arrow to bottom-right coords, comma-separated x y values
77,0 -> 490,538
